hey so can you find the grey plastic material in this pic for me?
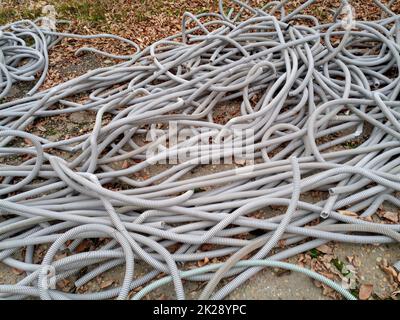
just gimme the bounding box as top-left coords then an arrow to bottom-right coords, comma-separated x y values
0,0 -> 399,300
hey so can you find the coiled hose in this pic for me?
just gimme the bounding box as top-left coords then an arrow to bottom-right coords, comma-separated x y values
0,0 -> 400,300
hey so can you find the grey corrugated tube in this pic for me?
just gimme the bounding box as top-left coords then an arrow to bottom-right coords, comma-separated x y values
0,0 -> 399,300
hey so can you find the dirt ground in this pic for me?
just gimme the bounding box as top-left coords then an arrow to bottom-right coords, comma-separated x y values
1,1 -> 400,300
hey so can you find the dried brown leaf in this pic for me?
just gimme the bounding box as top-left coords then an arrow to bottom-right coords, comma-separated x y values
121,160 -> 129,169
359,284 -> 373,300
317,244 -> 333,254
75,240 -> 92,253
338,210 -> 358,217
382,211 -> 399,223
198,257 -> 209,267
100,279 -> 114,289
381,265 -> 398,278
24,138 -> 32,146
37,125 -> 46,132
11,268 -> 24,275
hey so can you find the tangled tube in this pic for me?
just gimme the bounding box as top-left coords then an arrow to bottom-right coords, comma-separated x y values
0,18 -> 140,99
0,0 -> 400,300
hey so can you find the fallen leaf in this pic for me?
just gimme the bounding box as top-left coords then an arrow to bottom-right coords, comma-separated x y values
360,216 -> 373,222
391,290 -> 400,298
381,265 -> 398,278
341,276 -> 357,290
382,211 -> 399,223
121,160 -> 129,169
58,279 -> 70,289
347,256 -> 354,264
11,268 -> 24,275
100,280 -> 114,289
314,280 -> 341,299
75,240 -> 92,253
24,138 -> 32,146
198,256 -> 210,267
353,256 -> 362,267
320,254 -> 334,264
359,284 -> 373,300
317,244 -> 333,254
234,158 -> 246,165
278,239 -> 286,248
55,252 -> 67,260
338,210 -> 358,217
37,125 -> 46,132
319,271 -> 335,280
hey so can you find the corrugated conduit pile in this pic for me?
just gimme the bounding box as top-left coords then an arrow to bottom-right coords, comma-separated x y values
0,0 -> 400,300
0,17 -> 140,99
